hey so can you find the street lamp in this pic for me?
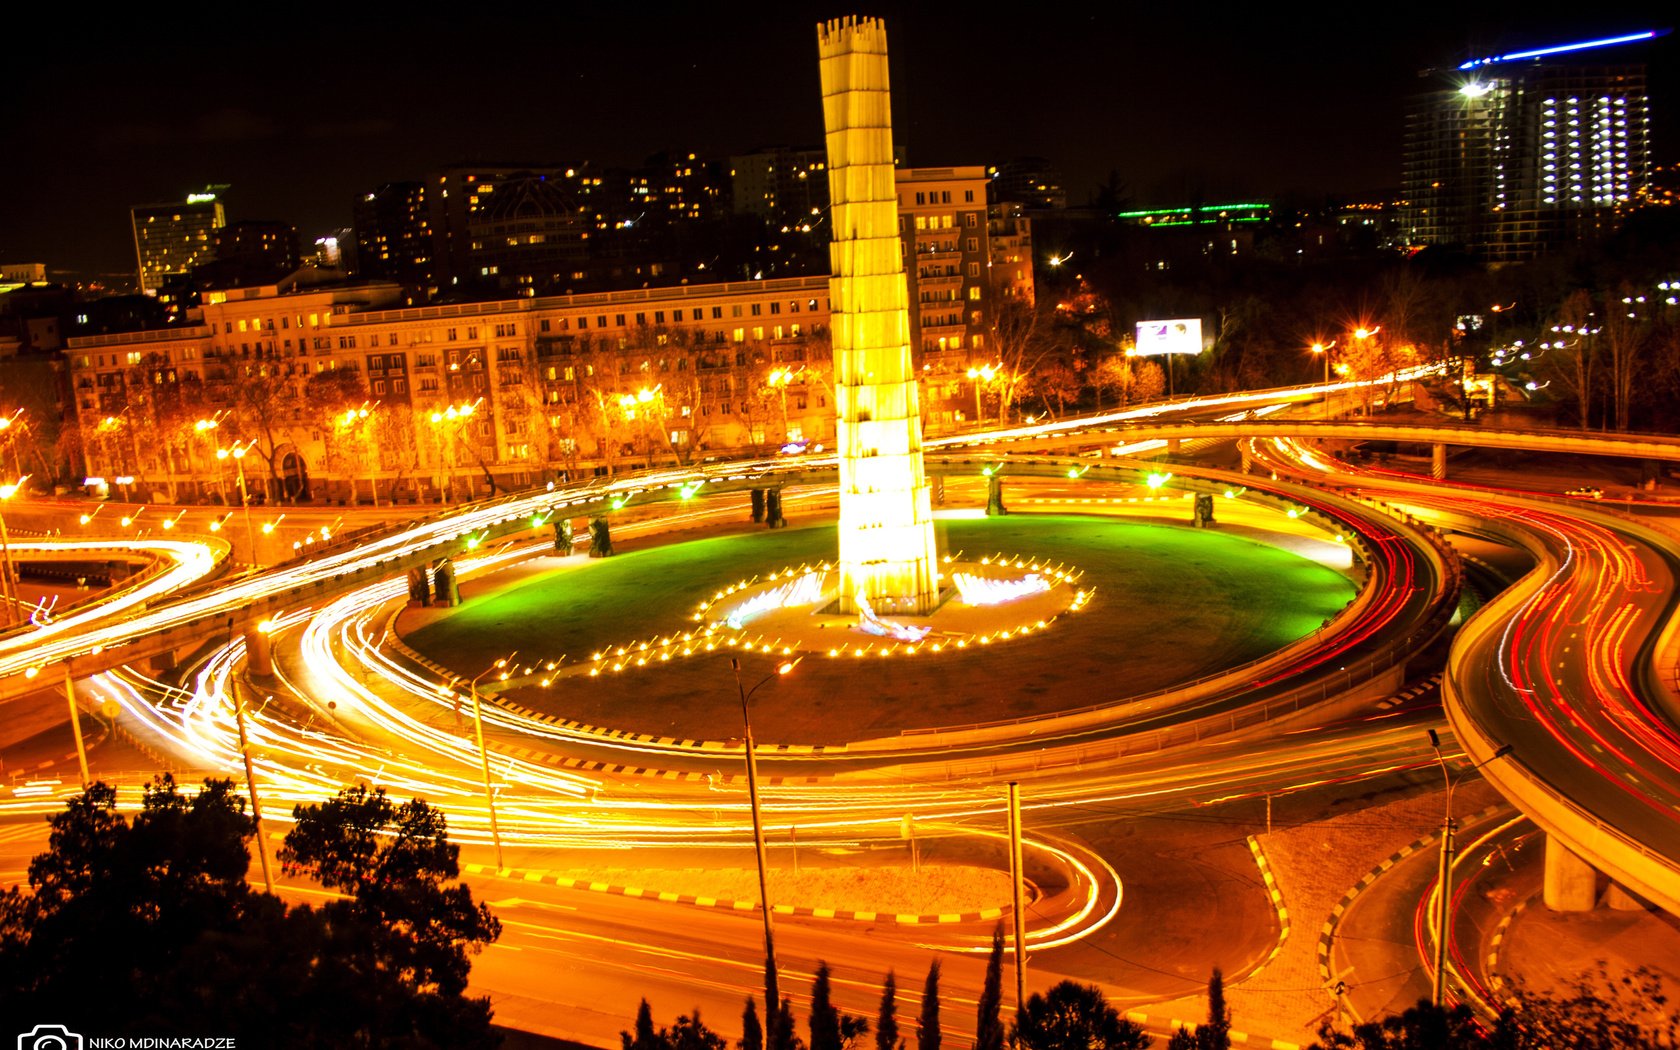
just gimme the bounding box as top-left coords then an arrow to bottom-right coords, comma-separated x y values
195,416 -> 227,503
0,410 -> 26,477
732,655 -> 801,1033
338,403 -> 381,507
1310,340 -> 1337,418
617,386 -> 663,466
216,441 -> 261,565
1426,730 -> 1513,1005
0,476 -> 28,625
466,653 -> 517,871
429,401 -> 479,502
766,369 -> 795,445
966,363 -> 997,426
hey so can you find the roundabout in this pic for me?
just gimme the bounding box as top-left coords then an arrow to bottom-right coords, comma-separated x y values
399,508 -> 1363,745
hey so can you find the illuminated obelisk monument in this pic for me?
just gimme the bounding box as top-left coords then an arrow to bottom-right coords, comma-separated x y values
818,16 -> 940,616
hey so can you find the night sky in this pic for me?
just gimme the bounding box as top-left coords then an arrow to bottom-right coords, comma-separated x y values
5,2 -> 1675,280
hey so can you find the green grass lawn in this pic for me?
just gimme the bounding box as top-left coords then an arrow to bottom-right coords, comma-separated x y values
404,514 -> 1354,744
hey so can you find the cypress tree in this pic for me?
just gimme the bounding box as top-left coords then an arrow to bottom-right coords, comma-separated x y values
742,997 -> 764,1050
877,970 -> 901,1050
917,961 -> 941,1050
976,925 -> 1005,1050
811,963 -> 841,1050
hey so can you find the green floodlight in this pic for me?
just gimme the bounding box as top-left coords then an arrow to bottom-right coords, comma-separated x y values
1146,471 -> 1173,491
467,534 -> 483,549
610,496 -> 628,511
531,515 -> 545,529
1287,508 -> 1300,519
1066,465 -> 1090,479
679,481 -> 703,501
981,465 -> 996,478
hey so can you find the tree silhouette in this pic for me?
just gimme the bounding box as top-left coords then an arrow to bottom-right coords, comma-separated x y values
1012,981 -> 1151,1050
976,924 -> 1006,1050
917,960 -> 942,1050
877,970 -> 903,1050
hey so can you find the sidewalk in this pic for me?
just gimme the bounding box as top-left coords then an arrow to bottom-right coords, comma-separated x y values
1136,782 -> 1498,1048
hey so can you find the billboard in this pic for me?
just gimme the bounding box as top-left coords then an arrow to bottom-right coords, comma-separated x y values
1134,318 -> 1204,356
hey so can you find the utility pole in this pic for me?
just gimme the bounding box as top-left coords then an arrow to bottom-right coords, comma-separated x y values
1008,781 -> 1028,1014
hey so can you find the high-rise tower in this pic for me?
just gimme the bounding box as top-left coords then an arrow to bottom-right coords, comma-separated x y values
817,16 -> 940,615
1402,30 -> 1661,262
130,189 -> 227,294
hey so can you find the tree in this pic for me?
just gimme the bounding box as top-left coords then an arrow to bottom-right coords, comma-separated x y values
1506,963 -> 1680,1048
976,924 -> 1007,1050
628,999 -> 664,1050
1540,289 -> 1599,430
917,960 -> 942,1050
0,777 -> 501,1047
279,784 -> 500,1015
1166,970 -> 1229,1050
624,1004 -> 729,1050
1306,999 -> 1489,1049
810,962 -> 868,1050
0,777 -> 260,1035
877,970 -> 903,1050
743,997 -> 766,1050
1011,981 -> 1151,1050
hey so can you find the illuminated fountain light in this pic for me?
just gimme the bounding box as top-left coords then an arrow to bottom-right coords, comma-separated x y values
952,571 -> 1052,606
854,592 -> 931,643
723,571 -> 825,629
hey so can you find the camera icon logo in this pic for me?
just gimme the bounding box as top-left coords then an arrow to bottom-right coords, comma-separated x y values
17,1026 -> 82,1050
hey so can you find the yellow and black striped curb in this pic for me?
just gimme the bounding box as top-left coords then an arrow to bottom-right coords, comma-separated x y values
1373,672 -> 1440,712
1245,834 -> 1290,974
461,862 -> 1005,925
1486,892 -> 1535,1006
1121,1010 -> 1301,1050
1317,802 -> 1508,999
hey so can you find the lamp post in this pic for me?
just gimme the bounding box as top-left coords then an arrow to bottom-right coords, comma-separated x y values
617,386 -> 663,466
0,477 -> 27,625
732,655 -> 801,1031
466,653 -> 516,871
766,368 -> 794,445
1427,730 -> 1513,1005
195,416 -> 227,503
1310,340 -> 1336,419
428,401 -> 478,502
966,363 -> 997,427
338,403 -> 381,507
216,442 -> 260,565
0,410 -> 26,477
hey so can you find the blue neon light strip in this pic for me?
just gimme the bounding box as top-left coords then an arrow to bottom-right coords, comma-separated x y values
1458,30 -> 1665,70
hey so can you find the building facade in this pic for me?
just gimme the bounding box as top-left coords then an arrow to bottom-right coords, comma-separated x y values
1403,33 -> 1656,262
65,275 -> 841,503
130,191 -> 227,294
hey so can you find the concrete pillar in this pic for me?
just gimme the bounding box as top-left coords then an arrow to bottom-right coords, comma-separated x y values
985,475 -> 1008,517
1604,882 -> 1649,911
149,650 -> 178,675
1166,437 -> 1182,453
245,625 -> 274,678
1239,447 -> 1253,474
1543,835 -> 1597,912
1431,443 -> 1447,480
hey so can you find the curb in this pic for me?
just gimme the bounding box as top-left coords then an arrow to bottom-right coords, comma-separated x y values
1244,834 -> 1290,976
1120,1010 -> 1300,1050
385,624 -> 823,785
1317,802 -> 1506,1013
461,861 -> 1005,925
1486,892 -> 1536,1007
1373,672 -> 1440,712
